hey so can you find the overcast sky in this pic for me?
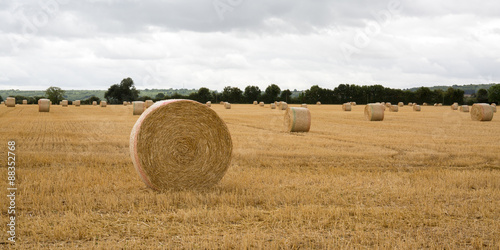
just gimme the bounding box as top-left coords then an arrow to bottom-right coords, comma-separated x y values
1,0 -> 500,91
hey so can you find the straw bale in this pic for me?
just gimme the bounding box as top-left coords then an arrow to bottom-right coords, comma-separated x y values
413,105 -> 421,111
284,107 -> 311,132
459,105 -> 469,112
145,100 -> 154,109
342,103 -> 351,111
389,105 -> 399,112
365,103 -> 385,121
225,102 -> 231,109
271,103 -> 276,109
206,101 -> 211,107
74,100 -> 81,106
100,101 -> 107,107
301,104 -> 307,108
6,97 -> 15,107
39,99 -> 50,112
470,103 -> 494,121
398,102 -> 403,107
133,101 -> 145,115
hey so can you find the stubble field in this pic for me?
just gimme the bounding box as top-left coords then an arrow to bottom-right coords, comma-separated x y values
0,103 -> 499,249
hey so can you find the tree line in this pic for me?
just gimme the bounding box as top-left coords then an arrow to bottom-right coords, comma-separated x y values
4,77 -> 500,105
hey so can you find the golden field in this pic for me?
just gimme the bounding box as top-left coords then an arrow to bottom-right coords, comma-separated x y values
0,103 -> 499,249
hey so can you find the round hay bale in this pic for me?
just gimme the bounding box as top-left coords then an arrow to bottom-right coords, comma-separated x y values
206,101 -> 211,107
253,101 -> 258,105
284,107 -> 311,132
408,102 -> 413,106
316,101 -> 321,105
491,105 -> 497,113
438,103 -> 443,106
93,101 -> 97,106
74,100 -> 81,107
365,104 -> 385,121
22,99 -> 27,105
271,103 -> 276,109
351,102 -> 356,106
398,102 -> 403,107
220,101 -> 224,105
145,100 -> 154,109
342,103 -> 351,111
100,101 -> 107,107
6,97 -> 15,107
274,101 -> 278,106
280,102 -> 288,110
61,100 -> 68,107
259,102 -> 264,107
423,103 -> 428,106
38,99 -> 50,112
133,101 -> 145,115
123,101 -> 128,106
1,101 -> 3,105
451,103 -> 458,110
413,105 -> 421,111
385,102 -> 391,108
130,99 -> 232,190
224,102 -> 231,109
459,105 -> 469,112
471,103 -> 494,121
389,105 -> 399,112
491,103 -> 496,107
301,103 -> 307,108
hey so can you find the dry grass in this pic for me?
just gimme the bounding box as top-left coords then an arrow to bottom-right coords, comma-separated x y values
0,104 -> 499,249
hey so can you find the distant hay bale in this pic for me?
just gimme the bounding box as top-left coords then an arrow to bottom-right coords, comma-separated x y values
301,104 -> 307,108
434,103 -> 438,106
316,101 -> 321,105
123,101 -> 128,106
351,102 -> 356,106
259,102 -> 264,107
492,105 -> 497,113
413,105 -> 421,111
279,102 -> 288,110
438,103 -> 443,106
471,103 -> 494,121
129,99 -> 232,190
133,101 -> 145,115
271,103 -> 276,109
206,101 -> 211,107
253,101 -> 258,105
398,102 -> 403,107
220,101 -> 224,105
62,100 -> 68,107
389,105 -> 399,112
225,102 -> 231,109
22,99 -> 27,105
38,99 -> 50,112
100,101 -> 107,107
6,97 -> 15,107
491,103 -> 496,107
145,100 -> 154,109
342,103 -> 351,111
423,103 -> 428,106
93,101 -> 97,106
74,100 -> 81,107
365,104 -> 385,121
459,105 -> 469,112
284,107 -> 311,132
274,101 -> 278,106
408,102 -> 413,106
451,103 -> 458,110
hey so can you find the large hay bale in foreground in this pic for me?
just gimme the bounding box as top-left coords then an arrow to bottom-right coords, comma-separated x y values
225,102 -> 231,109
389,105 -> 399,112
259,102 -> 264,107
100,101 -> 107,107
398,102 -> 403,107
271,103 -> 276,109
471,104 -> 494,121
413,105 -> 421,111
145,100 -> 154,109
342,103 -> 351,111
253,101 -> 258,105
451,103 -> 458,110
22,99 -> 27,105
459,105 -> 469,112
133,101 -> 145,115
284,107 -> 311,132
93,101 -> 97,106
38,99 -> 50,112
62,100 -> 68,107
365,104 -> 385,121
74,100 -> 81,107
130,99 -> 232,190
6,97 -> 15,107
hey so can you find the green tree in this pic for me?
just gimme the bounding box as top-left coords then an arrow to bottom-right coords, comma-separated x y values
197,87 -> 212,103
104,77 -> 140,104
414,87 -> 433,104
263,84 -> 281,103
476,89 -> 488,103
488,84 -> 500,103
244,85 -> 262,103
443,87 -> 464,105
83,96 -> 101,105
221,86 -> 243,103
155,93 -> 165,101
45,86 -> 65,104
280,89 -> 292,103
